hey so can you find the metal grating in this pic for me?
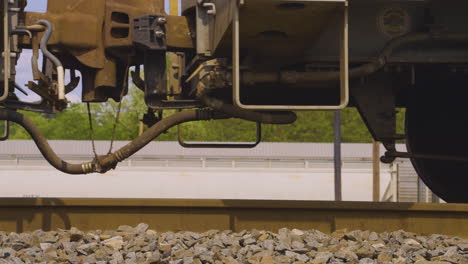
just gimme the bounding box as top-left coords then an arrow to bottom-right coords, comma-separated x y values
398,160 -> 419,202
397,160 -> 439,203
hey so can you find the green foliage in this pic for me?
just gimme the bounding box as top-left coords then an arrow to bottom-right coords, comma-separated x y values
8,87 -> 401,143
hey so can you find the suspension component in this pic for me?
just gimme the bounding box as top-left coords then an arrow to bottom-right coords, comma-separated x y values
133,15 -> 169,109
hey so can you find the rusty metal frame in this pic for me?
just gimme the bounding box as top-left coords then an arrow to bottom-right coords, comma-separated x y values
233,0 -> 349,110
177,121 -> 262,149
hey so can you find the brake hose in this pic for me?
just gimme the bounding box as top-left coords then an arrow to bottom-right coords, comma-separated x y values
0,109 -> 228,174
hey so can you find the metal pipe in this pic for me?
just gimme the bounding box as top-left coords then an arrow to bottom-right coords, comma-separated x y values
31,31 -> 40,80
178,121 -> 262,149
14,82 -> 28,95
373,141 -> 380,202
196,38 -> 297,126
35,19 -> 65,100
334,110 -> 342,201
242,33 -> 468,85
1,0 -> 11,102
25,24 -> 46,32
232,3 -> 240,107
11,26 -> 41,81
11,28 -> 32,39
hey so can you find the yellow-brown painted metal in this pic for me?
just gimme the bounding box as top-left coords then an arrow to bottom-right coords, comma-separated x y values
166,15 -> 194,49
170,0 -> 179,16
22,0 -> 188,69
0,199 -> 466,238
20,0 -> 192,102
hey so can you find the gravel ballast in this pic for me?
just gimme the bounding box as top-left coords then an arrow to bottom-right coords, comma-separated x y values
0,224 -> 467,264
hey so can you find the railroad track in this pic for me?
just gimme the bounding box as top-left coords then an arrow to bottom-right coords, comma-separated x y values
0,199 -> 467,238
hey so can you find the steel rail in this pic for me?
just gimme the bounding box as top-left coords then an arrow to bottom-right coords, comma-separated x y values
0,199 -> 467,238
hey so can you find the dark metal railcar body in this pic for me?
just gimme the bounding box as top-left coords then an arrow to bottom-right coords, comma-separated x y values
1,0 -> 468,202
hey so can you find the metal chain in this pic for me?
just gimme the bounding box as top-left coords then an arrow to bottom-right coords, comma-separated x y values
86,102 -> 99,160
107,101 -> 123,154
107,63 -> 130,155
87,59 -> 130,157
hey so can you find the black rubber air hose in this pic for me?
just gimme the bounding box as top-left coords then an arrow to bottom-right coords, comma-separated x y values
0,109 -> 88,174
200,96 -> 297,125
95,110 -> 229,173
0,109 -> 228,174
195,82 -> 297,125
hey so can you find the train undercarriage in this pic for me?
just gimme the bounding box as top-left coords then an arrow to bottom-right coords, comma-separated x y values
1,0 -> 468,202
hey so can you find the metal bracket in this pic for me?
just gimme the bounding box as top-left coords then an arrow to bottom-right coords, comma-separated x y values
131,65 -> 145,92
0,120 -> 9,141
178,122 -> 262,149
232,0 -> 349,110
132,63 -> 201,110
203,2 -> 216,15
195,1 -> 214,56
133,15 -> 167,50
352,72 -> 398,154
197,0 -> 216,15
65,70 -> 81,94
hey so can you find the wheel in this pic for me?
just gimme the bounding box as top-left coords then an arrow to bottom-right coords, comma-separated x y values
406,65 -> 468,203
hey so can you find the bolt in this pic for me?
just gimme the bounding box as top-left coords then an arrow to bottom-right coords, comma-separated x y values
157,17 -> 167,25
154,30 -> 165,38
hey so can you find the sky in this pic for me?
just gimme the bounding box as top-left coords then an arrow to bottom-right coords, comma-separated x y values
17,0 -> 174,103
24,0 -> 174,13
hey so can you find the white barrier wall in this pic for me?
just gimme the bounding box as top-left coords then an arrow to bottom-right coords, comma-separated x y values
0,158 -> 393,201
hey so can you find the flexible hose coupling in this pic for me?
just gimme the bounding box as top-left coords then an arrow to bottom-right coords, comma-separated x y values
92,155 -> 119,174
81,162 -> 95,174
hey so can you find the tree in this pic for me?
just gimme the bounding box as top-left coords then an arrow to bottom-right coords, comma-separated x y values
7,86 -> 401,143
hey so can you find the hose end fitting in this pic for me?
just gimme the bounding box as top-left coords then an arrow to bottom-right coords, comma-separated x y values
91,155 -> 119,174
196,109 -> 215,120
81,162 -> 95,174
